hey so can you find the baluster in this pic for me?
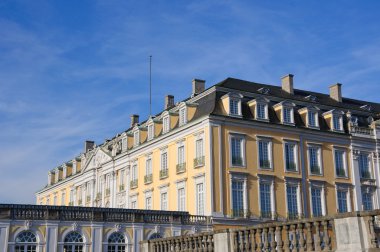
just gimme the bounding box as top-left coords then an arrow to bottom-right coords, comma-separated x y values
305,222 -> 313,251
244,229 -> 249,251
269,227 -> 276,251
207,234 -> 213,252
290,225 -> 297,252
314,221 -> 321,251
256,228 -> 262,252
263,228 -> 269,252
276,226 -> 283,252
197,235 -> 203,251
239,230 -> 245,251
321,221 -> 329,251
250,229 -> 257,252
185,237 -> 190,252
233,231 -> 239,252
369,216 -> 378,248
297,223 -> 305,252
283,225 -> 290,252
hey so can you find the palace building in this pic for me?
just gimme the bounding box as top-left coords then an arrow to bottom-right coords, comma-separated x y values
36,75 -> 380,226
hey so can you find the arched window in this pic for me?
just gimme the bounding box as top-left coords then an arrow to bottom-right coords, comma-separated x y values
64,231 -> 84,252
149,233 -> 162,240
15,231 -> 37,252
108,232 -> 126,252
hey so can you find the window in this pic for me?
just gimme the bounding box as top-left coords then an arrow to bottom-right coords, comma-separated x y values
337,190 -> 348,213
133,131 -> 139,147
283,107 -> 293,124
108,232 -> 126,252
163,116 -> 170,133
232,180 -> 245,217
334,149 -> 346,177
286,185 -> 299,219
178,145 -> 185,165
333,114 -> 343,131
148,124 -> 154,140
160,151 -> 168,178
15,231 -> 37,252
121,137 -> 127,152
359,154 -> 371,179
119,169 -> 125,190
130,198 -> 137,209
54,195 -> 57,205
308,111 -> 318,127
230,135 -> 245,166
362,191 -> 373,211
308,146 -> 322,175
256,103 -> 267,120
64,232 -> 84,252
178,188 -> 186,211
161,192 -> 168,210
229,98 -> 240,115
284,142 -> 297,171
179,107 -> 186,126
146,158 -> 152,176
131,164 -> 138,188
311,187 -> 323,217
194,138 -> 205,167
258,140 -> 271,169
196,183 -> 205,215
260,183 -> 272,218
145,196 -> 152,210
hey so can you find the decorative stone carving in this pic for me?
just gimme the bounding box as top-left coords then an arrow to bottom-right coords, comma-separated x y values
192,225 -> 199,234
72,222 -> 78,231
154,225 -> 161,234
24,220 -> 32,230
114,223 -> 122,232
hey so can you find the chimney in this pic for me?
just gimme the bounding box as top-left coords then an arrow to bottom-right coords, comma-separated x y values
329,83 -> 342,102
281,74 -> 294,94
130,114 -> 139,127
84,140 -> 95,153
165,95 -> 174,109
192,79 -> 206,96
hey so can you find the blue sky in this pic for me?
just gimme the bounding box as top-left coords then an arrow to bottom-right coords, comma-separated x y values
1,0 -> 380,203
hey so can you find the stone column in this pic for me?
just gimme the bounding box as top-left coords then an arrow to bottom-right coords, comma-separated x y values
91,179 -> 96,207
351,149 -> 362,211
133,224 -> 144,252
0,222 -> 10,252
91,224 -> 103,252
297,184 -> 302,217
101,175 -> 105,207
270,181 -> 276,219
45,222 -> 59,252
213,230 -> 232,252
321,186 -> 326,216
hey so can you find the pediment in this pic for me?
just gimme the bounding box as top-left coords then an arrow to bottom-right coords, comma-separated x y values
82,148 -> 112,172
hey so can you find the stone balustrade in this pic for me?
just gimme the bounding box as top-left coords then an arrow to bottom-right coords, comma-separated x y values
141,210 -> 380,252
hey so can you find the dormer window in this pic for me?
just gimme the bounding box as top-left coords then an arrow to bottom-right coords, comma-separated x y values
308,111 -> 318,127
133,130 -> 139,147
121,136 -> 128,152
147,124 -> 154,141
221,92 -> 243,117
179,107 -> 187,126
274,101 -> 295,125
323,109 -> 344,132
283,107 -> 293,124
333,114 -> 343,131
163,115 -> 170,133
257,103 -> 267,120
229,98 -> 240,116
248,96 -> 270,122
299,106 -> 320,129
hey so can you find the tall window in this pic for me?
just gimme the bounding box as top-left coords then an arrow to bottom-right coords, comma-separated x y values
161,152 -> 168,171
362,191 -> 373,211
359,154 -> 371,179
61,192 -> 66,205
260,183 -> 272,218
163,116 -> 170,133
287,185 -> 298,219
15,231 -> 37,252
178,188 -> 186,211
131,164 -> 138,182
283,107 -> 293,124
130,199 -> 137,209
311,187 -> 323,217
119,170 -> 125,189
161,192 -> 168,210
308,146 -> 321,175
178,145 -> 185,165
258,140 -> 271,169
232,180 -> 244,217
108,232 -> 126,252
285,142 -> 297,171
256,103 -> 267,119
179,107 -> 186,126
308,111 -> 318,127
231,136 -> 244,166
133,131 -> 139,146
333,115 -> 342,131
64,232 -> 84,252
195,139 -> 204,159
146,158 -> 152,176
54,195 -> 57,205
335,150 -> 346,177
229,99 -> 240,115
337,190 -> 348,213
148,124 -> 154,140
145,196 -> 152,210
196,183 -> 205,215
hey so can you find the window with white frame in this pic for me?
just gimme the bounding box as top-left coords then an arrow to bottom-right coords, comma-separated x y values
161,152 -> 168,170
311,186 -> 323,217
178,145 -> 185,165
161,192 -> 168,210
229,98 -> 240,116
337,190 -> 348,213
121,137 -> 127,152
308,110 -> 318,128
196,182 -> 205,215
54,195 -> 57,205
61,192 -> 66,206
283,107 -> 294,124
195,138 -> 204,159
106,174 -> 111,192
232,180 -> 245,217
286,185 -> 299,219
230,135 -> 245,166
131,164 -> 138,183
163,116 -> 170,133
256,103 -> 268,120
260,183 -> 272,218
362,190 -> 373,211
148,124 -> 154,140
179,107 -> 187,126
70,190 -> 74,204
284,142 -> 297,171
130,196 -> 137,209
15,231 -> 38,252
333,114 -> 343,131
308,145 -> 322,175
359,153 -> 371,179
334,149 -> 347,177
146,158 -> 152,176
178,187 -> 186,211
145,195 -> 152,210
86,182 -> 91,200
133,130 -> 139,147
258,139 -> 272,169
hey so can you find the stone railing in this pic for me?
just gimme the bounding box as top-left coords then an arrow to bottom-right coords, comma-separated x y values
141,210 -> 380,251
0,204 -> 211,226
350,125 -> 374,136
